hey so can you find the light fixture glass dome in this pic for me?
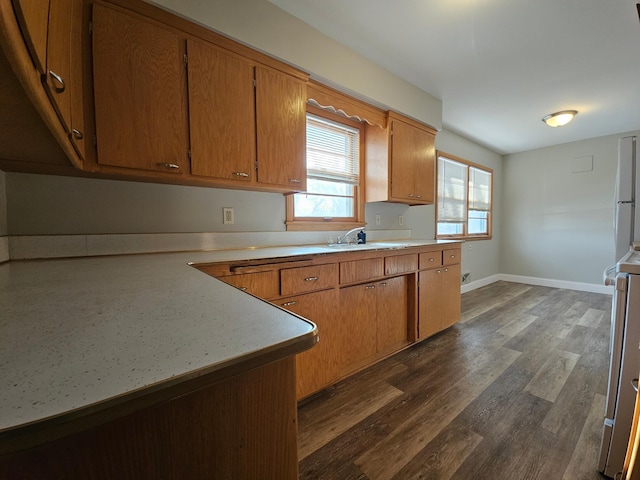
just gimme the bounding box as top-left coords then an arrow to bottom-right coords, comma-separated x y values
542,110 -> 578,127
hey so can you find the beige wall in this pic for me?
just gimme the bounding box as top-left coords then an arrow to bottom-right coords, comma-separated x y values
150,0 -> 442,129
502,130 -> 640,285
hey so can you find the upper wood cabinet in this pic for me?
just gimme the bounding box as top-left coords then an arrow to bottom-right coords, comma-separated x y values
365,111 -> 436,205
11,0 -> 49,74
92,3 -> 189,174
8,0 -> 86,164
187,38 -> 255,182
255,65 -> 307,190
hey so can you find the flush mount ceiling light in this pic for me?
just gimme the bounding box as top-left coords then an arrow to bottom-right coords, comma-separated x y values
542,110 -> 578,127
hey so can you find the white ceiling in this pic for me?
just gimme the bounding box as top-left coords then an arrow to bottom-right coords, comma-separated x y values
268,0 -> 640,155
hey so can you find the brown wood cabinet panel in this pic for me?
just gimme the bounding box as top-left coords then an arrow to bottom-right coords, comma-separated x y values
385,253 -> 418,276
92,3 -> 188,173
376,276 -> 408,355
419,250 -> 443,269
441,263 -> 461,331
187,39 -> 256,181
44,0 -> 72,132
365,111 -> 436,205
255,65 -> 306,190
340,257 -> 384,284
68,0 -> 86,158
0,357 -> 299,479
277,289 -> 339,399
443,247 -> 461,266
280,264 -> 338,296
11,0 -> 49,74
418,263 -> 461,339
217,270 -> 278,299
339,283 -> 378,375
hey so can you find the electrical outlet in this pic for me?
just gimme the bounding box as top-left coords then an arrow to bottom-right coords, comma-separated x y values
399,215 -> 404,226
223,207 -> 234,225
375,214 -> 381,226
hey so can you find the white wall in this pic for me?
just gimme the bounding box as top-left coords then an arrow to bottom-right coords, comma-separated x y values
502,130 -> 640,285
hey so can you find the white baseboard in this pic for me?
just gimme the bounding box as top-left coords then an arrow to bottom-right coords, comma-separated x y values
461,274 -> 502,294
462,273 -> 612,295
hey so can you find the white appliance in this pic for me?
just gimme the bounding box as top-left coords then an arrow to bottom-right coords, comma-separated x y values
614,136 -> 638,263
598,135 -> 640,478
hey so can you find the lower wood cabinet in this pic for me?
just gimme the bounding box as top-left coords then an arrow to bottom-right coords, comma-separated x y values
418,263 -> 461,339
339,275 -> 409,376
276,289 -> 339,399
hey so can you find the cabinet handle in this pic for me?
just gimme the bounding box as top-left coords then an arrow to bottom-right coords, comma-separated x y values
304,276 -> 318,282
379,282 -> 388,287
415,194 -> 422,198
71,129 -> 83,140
282,301 -> 297,307
289,178 -> 302,184
232,172 -> 249,178
408,194 -> 415,198
239,287 -> 248,292
48,70 -> 65,93
156,162 -> 180,169
436,270 -> 442,274
444,268 -> 449,273
365,285 -> 376,289
450,255 -> 456,259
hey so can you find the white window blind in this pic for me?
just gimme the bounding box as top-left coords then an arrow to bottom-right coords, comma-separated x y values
438,156 -> 467,224
469,167 -> 491,211
306,114 -> 359,185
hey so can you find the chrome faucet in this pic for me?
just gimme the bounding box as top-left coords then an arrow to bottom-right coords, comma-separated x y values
337,227 -> 365,245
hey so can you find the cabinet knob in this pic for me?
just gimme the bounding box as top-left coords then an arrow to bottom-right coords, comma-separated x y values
450,255 -> 456,259
379,282 -> 388,287
429,258 -> 434,262
415,194 -> 422,199
72,129 -> 84,140
365,285 -> 376,289
444,268 -> 449,273
232,172 -> 249,178
48,70 -> 65,93
436,270 -> 442,274
239,287 -> 248,292
156,162 -> 180,169
289,178 -> 302,184
304,276 -> 318,282
282,301 -> 297,307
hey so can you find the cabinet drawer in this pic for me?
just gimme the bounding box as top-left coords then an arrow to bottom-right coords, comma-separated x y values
385,254 -> 418,275
218,270 -> 279,299
280,264 -> 338,296
419,251 -> 443,269
443,248 -> 461,265
340,257 -> 384,284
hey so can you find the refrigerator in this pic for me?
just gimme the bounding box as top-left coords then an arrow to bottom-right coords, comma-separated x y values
599,135 -> 639,478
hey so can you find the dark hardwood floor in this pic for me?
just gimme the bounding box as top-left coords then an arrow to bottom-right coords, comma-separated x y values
297,281 -> 612,480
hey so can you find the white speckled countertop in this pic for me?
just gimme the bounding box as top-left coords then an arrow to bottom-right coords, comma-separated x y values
0,239 -> 453,446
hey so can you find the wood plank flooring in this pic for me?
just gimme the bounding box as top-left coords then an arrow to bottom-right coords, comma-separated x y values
297,281 -> 612,480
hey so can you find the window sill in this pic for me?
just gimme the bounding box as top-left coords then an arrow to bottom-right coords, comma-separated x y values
286,221 -> 365,232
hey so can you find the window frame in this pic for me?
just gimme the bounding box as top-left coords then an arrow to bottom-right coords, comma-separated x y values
285,105 -> 365,231
435,150 -> 493,240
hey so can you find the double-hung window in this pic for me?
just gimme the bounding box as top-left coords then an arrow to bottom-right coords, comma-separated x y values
286,106 -> 364,230
436,152 -> 493,239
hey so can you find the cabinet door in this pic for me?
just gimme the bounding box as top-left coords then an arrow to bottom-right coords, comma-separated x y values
277,289 -> 339,399
255,65 -> 306,190
418,268 -> 444,339
441,263 -> 461,330
11,0 -> 50,74
68,0 -> 86,158
92,4 -> 188,173
376,276 -> 408,355
187,39 -> 255,182
390,119 -> 435,203
389,118 -> 417,201
339,283 -> 377,374
44,0 -> 72,132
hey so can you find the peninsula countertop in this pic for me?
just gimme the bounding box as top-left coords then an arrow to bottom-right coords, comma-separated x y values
0,239 -> 454,452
